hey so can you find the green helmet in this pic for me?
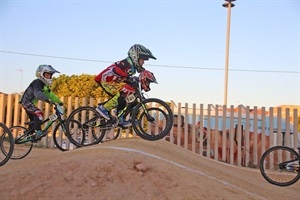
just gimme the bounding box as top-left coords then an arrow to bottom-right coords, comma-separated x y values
128,44 -> 156,73
36,65 -> 60,86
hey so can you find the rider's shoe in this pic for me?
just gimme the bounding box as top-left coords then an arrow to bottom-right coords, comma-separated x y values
96,105 -> 110,120
133,119 -> 140,126
118,120 -> 132,128
35,130 -> 44,139
118,116 -> 132,128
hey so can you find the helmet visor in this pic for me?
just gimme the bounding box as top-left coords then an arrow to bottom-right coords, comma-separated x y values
139,55 -> 149,61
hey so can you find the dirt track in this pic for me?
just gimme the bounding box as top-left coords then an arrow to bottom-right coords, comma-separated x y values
0,138 -> 299,200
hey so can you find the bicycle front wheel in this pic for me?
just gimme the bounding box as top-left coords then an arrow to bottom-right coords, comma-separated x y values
65,106 -> 106,146
9,126 -> 33,159
260,146 -> 300,187
131,98 -> 174,141
0,123 -> 14,166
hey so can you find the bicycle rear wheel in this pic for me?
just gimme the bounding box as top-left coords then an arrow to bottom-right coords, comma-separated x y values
260,146 -> 300,186
53,120 -> 85,151
65,106 -> 106,146
0,123 -> 14,166
9,126 -> 33,159
131,98 -> 174,141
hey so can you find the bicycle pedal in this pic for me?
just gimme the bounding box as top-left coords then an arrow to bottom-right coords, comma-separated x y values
23,136 -> 35,143
34,134 -> 47,140
32,139 -> 40,143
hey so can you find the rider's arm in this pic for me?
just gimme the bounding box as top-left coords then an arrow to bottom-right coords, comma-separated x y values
113,59 -> 135,79
42,85 -> 63,105
32,80 -> 50,102
113,66 -> 128,78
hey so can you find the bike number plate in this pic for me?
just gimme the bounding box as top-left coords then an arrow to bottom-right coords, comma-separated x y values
126,94 -> 136,103
49,114 -> 58,121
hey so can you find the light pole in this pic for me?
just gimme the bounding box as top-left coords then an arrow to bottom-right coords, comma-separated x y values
222,0 -> 235,106
17,69 -> 23,93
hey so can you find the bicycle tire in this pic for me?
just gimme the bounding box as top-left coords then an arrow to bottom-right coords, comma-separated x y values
260,146 -> 300,186
65,106 -> 106,146
0,123 -> 14,166
53,120 -> 85,151
131,98 -> 174,141
9,126 -> 33,159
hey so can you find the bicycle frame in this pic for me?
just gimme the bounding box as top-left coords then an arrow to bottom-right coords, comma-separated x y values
87,79 -> 151,130
15,104 -> 64,143
113,78 -> 155,125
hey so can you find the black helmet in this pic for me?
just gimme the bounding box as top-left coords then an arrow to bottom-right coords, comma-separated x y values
128,44 -> 156,73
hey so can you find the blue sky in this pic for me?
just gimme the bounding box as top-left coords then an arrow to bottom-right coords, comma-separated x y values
0,0 -> 299,108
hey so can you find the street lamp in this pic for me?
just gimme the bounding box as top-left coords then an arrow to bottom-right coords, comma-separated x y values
222,0 -> 235,106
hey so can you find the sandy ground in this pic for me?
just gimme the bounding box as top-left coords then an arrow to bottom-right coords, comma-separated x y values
0,138 -> 299,200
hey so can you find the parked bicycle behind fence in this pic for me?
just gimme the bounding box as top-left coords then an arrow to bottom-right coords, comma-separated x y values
260,132 -> 300,187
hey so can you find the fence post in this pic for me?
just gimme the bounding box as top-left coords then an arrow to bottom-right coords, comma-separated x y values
292,109 -> 299,149
184,103 -> 188,149
228,105 -> 234,165
252,106 -> 258,167
13,94 -> 21,126
269,107 -> 274,147
276,107 -> 282,146
177,103 -> 182,146
198,104 -> 204,156
285,108 -> 291,147
221,105 -> 227,162
244,106 -> 250,167
0,94 -> 5,123
191,103 -> 196,153
237,105 -> 242,166
6,94 -> 14,128
207,104 -> 212,159
261,107 -> 266,162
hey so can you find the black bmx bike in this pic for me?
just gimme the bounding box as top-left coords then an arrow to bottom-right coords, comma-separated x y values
4,103 -> 85,159
65,73 -> 174,147
260,137 -> 300,187
0,123 -> 14,166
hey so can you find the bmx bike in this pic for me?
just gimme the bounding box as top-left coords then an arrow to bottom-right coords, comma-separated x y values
260,132 -> 300,187
3,103 -> 85,159
65,72 -> 173,147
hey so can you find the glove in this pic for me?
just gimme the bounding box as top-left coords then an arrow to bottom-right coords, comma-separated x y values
127,76 -> 138,86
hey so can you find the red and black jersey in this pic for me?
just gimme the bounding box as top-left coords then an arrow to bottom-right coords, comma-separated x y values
94,58 -> 136,83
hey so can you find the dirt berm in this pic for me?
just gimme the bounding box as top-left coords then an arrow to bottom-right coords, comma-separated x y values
0,138 -> 299,200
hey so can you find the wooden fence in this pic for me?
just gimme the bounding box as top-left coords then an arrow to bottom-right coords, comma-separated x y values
0,94 -> 299,168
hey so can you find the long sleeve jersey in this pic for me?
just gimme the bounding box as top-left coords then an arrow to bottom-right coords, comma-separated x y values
20,79 -> 62,105
94,57 -> 136,84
